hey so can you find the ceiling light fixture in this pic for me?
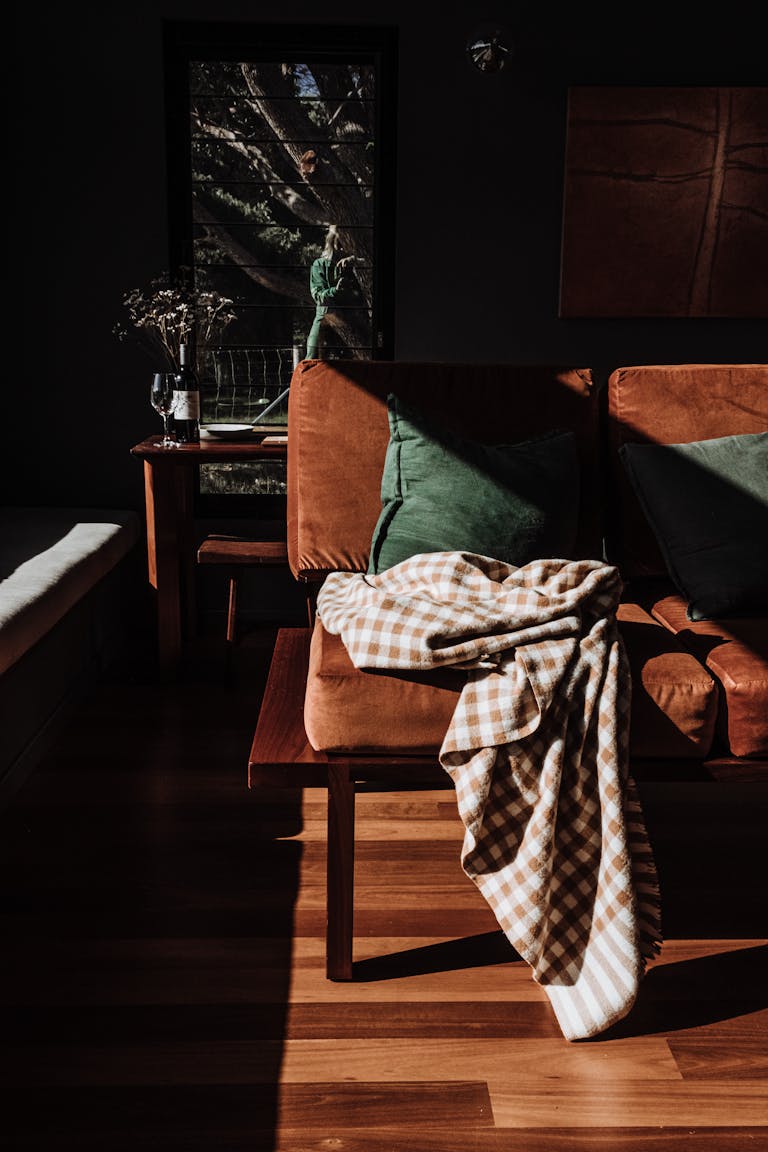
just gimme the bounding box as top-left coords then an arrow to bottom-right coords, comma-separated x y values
466,24 -> 512,73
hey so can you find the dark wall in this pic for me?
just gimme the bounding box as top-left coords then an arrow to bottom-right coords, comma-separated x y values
11,2 -> 766,513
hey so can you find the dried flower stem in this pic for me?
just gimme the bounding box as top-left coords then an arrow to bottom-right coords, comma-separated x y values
113,269 -> 237,373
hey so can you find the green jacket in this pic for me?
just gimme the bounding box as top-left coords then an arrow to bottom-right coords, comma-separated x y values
309,257 -> 344,316
307,257 -> 347,358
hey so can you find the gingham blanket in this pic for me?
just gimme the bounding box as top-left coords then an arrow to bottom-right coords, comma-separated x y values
316,551 -> 662,1041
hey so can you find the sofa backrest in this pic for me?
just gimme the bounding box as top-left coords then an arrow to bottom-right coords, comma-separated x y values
286,360 -> 601,583
606,364 -> 768,580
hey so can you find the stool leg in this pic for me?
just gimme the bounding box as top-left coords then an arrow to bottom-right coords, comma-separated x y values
226,576 -> 238,644
326,765 -> 355,980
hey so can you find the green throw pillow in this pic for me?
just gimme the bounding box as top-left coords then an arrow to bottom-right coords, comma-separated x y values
368,394 -> 580,574
619,432 -> 768,620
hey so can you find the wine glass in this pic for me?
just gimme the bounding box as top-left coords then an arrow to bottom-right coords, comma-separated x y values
151,372 -> 178,447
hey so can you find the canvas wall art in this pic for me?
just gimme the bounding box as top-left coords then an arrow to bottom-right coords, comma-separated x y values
559,86 -> 768,318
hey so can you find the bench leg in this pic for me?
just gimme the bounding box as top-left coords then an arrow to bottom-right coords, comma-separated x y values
326,765 -> 355,980
226,577 -> 238,644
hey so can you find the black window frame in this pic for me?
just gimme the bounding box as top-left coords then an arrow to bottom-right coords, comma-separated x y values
162,21 -> 398,518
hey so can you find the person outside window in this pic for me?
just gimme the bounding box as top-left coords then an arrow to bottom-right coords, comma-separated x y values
306,225 -> 356,359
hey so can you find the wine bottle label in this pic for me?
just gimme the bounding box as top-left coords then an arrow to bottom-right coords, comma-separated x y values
173,390 -> 200,420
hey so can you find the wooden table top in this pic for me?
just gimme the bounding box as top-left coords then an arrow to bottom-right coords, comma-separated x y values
131,432 -> 288,463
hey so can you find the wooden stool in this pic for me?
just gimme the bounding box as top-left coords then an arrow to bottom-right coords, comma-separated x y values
196,535 -> 290,643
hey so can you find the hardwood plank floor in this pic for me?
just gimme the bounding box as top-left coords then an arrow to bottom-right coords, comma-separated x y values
1,627 -> 767,1151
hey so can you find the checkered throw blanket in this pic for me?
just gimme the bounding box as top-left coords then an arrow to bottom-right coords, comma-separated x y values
316,551 -> 662,1040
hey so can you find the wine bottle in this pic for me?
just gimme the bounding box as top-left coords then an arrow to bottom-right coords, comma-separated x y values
173,342 -> 201,443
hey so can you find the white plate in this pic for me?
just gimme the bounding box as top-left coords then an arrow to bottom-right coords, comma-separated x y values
202,423 -> 257,440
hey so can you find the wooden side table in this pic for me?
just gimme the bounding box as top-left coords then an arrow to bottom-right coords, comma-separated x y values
131,435 -> 288,674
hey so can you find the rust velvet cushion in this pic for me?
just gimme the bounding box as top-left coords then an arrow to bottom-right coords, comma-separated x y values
650,590 -> 768,759
368,394 -> 580,574
303,608 -> 718,760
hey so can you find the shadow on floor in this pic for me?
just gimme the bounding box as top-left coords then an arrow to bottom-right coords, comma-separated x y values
598,942 -> 768,1040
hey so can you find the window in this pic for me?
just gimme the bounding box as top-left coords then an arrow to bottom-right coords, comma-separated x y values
163,22 -> 397,508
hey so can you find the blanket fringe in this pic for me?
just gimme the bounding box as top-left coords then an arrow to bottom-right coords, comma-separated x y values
625,774 -> 664,961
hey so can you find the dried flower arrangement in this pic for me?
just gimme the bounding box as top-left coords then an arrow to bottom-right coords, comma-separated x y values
114,268 -> 237,372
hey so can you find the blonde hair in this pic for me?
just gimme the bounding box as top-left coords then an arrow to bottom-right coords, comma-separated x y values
321,225 -> 342,260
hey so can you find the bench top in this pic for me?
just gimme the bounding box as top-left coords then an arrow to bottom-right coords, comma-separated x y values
0,507 -> 140,676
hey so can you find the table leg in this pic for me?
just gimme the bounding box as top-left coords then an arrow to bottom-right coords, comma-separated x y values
143,460 -> 182,673
175,465 -> 197,639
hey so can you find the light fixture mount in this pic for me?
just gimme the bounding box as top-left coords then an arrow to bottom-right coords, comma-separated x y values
466,24 -> 512,73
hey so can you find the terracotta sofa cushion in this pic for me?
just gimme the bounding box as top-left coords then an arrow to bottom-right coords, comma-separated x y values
303,600 -> 718,760
649,590 -> 768,759
616,601 -> 717,759
304,617 -> 461,754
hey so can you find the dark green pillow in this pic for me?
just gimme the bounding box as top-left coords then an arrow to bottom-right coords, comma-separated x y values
619,432 -> 768,620
368,394 -> 580,574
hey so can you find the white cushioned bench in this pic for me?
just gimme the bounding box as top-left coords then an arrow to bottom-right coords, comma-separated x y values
0,507 -> 140,675
0,507 -> 141,800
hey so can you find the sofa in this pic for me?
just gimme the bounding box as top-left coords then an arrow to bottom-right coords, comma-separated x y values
249,359 -> 767,978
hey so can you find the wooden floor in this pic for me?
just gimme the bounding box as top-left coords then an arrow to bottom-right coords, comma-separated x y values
2,626 -> 767,1151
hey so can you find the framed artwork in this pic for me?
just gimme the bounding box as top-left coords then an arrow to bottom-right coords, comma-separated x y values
559,86 -> 768,318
